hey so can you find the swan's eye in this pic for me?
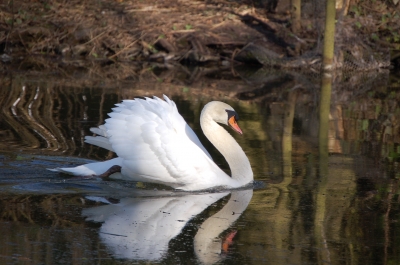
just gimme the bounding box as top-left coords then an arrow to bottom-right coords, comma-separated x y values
225,110 -> 239,121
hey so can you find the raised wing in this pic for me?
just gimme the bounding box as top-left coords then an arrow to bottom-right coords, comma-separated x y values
85,95 -> 221,188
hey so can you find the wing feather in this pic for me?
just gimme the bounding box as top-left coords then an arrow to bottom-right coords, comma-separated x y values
85,95 -> 218,187
85,136 -> 114,152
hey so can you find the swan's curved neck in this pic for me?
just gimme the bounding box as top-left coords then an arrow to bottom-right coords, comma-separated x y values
200,113 -> 253,185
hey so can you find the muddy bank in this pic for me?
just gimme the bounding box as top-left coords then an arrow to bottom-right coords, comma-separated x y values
1,0 -> 398,70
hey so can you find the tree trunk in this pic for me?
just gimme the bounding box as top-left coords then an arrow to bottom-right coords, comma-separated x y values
291,0 -> 301,34
322,0 -> 336,70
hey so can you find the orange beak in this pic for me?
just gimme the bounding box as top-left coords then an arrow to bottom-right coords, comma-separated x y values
228,116 -> 243,135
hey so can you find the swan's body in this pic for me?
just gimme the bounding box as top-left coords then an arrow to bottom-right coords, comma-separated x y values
51,95 -> 253,190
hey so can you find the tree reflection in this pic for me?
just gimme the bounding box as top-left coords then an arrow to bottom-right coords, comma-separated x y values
314,71 -> 333,263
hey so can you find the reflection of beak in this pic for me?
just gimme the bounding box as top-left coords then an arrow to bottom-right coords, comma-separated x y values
222,230 -> 237,253
228,116 -> 243,135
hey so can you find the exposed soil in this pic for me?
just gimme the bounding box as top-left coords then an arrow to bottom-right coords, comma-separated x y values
0,0 -> 286,61
0,0 -> 399,71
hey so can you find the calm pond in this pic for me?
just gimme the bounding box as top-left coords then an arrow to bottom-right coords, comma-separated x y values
0,64 -> 399,265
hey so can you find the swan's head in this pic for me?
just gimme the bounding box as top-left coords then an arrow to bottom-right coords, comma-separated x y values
201,101 -> 243,134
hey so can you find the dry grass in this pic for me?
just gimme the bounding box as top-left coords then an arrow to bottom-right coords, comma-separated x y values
1,0 -> 276,61
0,0 -> 397,70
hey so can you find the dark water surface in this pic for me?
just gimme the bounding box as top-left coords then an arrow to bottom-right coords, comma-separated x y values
0,66 -> 399,265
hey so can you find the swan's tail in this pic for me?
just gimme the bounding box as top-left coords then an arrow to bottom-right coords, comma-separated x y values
48,157 -> 123,176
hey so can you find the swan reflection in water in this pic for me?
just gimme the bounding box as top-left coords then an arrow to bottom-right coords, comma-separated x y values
83,189 -> 253,264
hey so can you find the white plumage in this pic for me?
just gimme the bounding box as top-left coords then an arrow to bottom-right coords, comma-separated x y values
50,95 -> 253,190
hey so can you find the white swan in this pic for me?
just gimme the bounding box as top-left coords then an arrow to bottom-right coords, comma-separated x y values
50,95 -> 253,190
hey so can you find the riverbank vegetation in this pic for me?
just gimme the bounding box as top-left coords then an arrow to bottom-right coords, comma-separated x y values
0,0 -> 399,69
